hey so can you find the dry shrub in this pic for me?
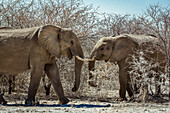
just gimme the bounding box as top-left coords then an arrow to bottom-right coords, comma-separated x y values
128,47 -> 169,102
0,71 -> 30,101
88,61 -> 119,101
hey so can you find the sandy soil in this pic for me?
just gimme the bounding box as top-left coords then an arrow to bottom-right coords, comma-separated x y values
0,96 -> 170,113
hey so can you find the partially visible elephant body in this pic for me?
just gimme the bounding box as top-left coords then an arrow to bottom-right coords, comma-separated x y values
0,27 -> 39,74
0,25 -> 84,104
8,75 -> 15,94
89,34 -> 165,101
42,74 -> 52,95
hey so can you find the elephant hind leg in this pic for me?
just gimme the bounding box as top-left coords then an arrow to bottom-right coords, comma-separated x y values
127,83 -> 133,97
0,94 -> 7,104
8,75 -> 15,95
42,74 -> 51,96
8,78 -> 12,95
26,66 -> 44,105
126,74 -> 134,98
44,83 -> 51,96
155,75 -> 162,96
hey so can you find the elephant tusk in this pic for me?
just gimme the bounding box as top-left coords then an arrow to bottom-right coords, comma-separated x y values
75,56 -> 95,62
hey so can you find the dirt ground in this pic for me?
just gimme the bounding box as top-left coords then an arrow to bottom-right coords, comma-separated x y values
0,92 -> 170,113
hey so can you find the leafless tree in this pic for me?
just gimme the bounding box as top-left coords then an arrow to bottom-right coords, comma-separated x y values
139,4 -> 170,98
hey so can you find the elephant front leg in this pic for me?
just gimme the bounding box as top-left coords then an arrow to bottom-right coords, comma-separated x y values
118,61 -> 134,101
26,68 -> 43,105
118,73 -> 128,101
45,63 -> 69,104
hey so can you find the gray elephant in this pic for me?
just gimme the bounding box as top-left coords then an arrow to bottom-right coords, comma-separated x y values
88,34 -> 165,101
0,25 -> 85,105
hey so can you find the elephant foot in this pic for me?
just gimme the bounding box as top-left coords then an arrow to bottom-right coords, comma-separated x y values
58,97 -> 69,105
116,97 -> 128,101
45,89 -> 50,96
128,96 -> 135,102
0,94 -> 7,104
155,93 -> 161,98
25,99 -> 39,105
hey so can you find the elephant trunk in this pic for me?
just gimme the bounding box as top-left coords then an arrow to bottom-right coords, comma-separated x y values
71,43 -> 84,92
88,49 -> 97,87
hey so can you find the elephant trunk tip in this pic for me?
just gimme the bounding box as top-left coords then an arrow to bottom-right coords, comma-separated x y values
72,86 -> 78,92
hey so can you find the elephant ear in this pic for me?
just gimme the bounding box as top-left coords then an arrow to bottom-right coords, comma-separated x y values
38,25 -> 61,58
109,36 -> 138,62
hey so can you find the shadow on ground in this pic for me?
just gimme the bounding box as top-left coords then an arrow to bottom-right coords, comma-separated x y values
2,103 -> 111,108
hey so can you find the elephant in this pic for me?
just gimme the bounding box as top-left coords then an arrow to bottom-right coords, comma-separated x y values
8,75 -> 15,94
42,73 -> 52,95
0,25 -> 85,105
88,34 -> 165,101
0,93 -> 7,104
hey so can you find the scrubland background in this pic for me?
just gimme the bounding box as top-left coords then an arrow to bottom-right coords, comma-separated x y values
0,0 -> 169,103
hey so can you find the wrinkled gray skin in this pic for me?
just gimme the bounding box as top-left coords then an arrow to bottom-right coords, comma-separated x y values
89,34 -> 165,101
0,25 -> 84,105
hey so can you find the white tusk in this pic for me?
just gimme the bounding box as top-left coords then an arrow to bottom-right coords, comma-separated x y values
75,56 -> 95,62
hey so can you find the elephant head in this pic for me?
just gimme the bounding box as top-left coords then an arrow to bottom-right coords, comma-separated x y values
88,35 -> 138,87
38,25 -> 84,92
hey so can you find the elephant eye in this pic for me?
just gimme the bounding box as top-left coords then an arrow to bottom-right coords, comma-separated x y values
70,40 -> 74,45
57,34 -> 60,41
100,47 -> 104,51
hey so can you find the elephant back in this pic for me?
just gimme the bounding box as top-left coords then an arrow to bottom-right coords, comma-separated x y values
0,27 -> 39,43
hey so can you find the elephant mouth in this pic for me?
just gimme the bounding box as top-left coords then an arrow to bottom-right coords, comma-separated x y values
95,57 -> 103,61
105,60 -> 109,62
67,49 -> 73,60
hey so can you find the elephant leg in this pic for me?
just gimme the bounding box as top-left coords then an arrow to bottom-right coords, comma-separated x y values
118,72 -> 127,101
45,63 -> 69,105
8,75 -> 15,94
8,76 -> 12,95
26,67 -> 43,105
42,74 -> 51,95
155,75 -> 161,96
45,82 -> 51,96
117,61 -> 130,101
0,94 -> 7,104
126,74 -> 134,97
